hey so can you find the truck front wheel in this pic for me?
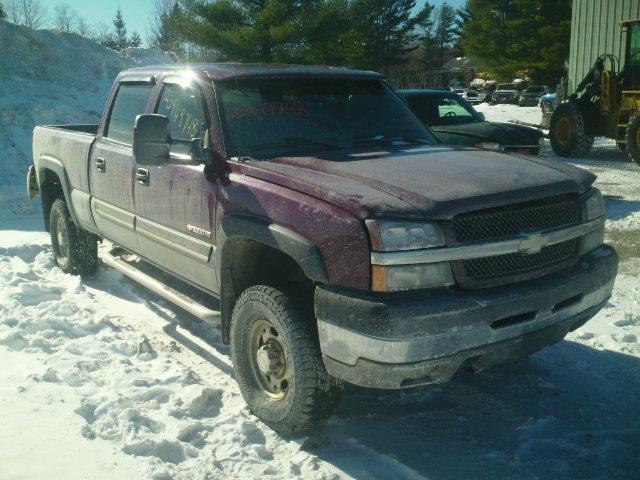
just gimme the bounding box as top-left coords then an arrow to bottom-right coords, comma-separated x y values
49,198 -> 98,275
549,102 -> 594,157
230,285 -> 341,434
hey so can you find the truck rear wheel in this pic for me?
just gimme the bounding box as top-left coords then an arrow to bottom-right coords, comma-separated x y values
625,111 -> 640,165
230,285 -> 341,435
49,198 -> 98,275
549,102 -> 594,157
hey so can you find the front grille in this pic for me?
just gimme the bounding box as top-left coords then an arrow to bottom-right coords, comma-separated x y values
452,198 -> 580,242
463,238 -> 579,279
451,197 -> 582,287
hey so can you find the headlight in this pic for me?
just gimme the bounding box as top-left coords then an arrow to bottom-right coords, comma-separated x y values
584,188 -> 605,220
366,220 -> 445,251
366,220 -> 452,291
372,263 -> 454,292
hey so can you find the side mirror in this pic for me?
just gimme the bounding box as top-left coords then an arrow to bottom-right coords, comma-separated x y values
477,112 -> 486,121
133,114 -> 170,165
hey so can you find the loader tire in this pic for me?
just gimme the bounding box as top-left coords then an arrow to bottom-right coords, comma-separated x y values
50,198 -> 99,275
625,112 -> 640,165
549,102 -> 594,157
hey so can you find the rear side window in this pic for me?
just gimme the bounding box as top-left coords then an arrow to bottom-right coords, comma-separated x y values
105,84 -> 153,145
157,83 -> 208,156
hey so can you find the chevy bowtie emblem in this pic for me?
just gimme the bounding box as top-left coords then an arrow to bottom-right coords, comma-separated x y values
518,232 -> 546,255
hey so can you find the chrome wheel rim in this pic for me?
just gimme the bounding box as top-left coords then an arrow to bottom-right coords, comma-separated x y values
249,319 -> 291,400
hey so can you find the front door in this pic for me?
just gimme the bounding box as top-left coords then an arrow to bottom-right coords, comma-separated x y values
90,82 -> 154,250
133,79 -> 218,292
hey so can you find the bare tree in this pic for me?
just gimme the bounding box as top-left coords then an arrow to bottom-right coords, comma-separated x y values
6,0 -> 47,29
53,3 -> 74,32
5,0 -> 21,23
76,15 -> 91,37
92,20 -> 114,48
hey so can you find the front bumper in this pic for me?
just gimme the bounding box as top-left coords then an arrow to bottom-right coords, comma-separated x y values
315,246 -> 618,389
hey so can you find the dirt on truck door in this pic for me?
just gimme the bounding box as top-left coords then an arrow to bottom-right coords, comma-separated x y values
90,82 -> 155,251
132,79 -> 219,292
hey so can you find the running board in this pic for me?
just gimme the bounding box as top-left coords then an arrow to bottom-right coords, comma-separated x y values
102,249 -> 221,325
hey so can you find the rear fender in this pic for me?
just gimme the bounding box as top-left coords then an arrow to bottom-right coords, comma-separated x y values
37,156 -> 80,228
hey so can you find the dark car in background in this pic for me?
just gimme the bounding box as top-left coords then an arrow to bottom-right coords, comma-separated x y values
400,89 -> 545,155
519,85 -> 551,106
492,83 -> 521,104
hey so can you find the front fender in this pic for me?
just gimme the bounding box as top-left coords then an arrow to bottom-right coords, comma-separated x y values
216,214 -> 327,284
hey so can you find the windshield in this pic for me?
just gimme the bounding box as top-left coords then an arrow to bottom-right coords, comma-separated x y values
215,78 -> 435,158
497,83 -> 517,90
403,93 -> 479,126
526,86 -> 546,93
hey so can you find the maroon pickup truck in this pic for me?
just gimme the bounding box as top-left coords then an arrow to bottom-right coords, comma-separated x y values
28,64 -> 618,434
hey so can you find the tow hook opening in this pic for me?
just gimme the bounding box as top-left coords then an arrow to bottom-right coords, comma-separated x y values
491,311 -> 537,329
552,294 -> 583,313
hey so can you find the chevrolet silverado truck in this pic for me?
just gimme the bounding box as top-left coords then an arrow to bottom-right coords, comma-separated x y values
27,64 -> 618,435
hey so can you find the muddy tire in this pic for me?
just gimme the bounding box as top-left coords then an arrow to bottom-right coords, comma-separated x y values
230,285 -> 341,435
625,111 -> 640,165
549,102 -> 594,157
49,198 -> 99,275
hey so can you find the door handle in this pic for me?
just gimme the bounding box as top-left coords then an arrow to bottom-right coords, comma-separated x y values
95,157 -> 105,173
136,168 -> 150,186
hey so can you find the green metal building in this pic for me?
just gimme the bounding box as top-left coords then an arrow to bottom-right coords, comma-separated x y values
568,0 -> 640,92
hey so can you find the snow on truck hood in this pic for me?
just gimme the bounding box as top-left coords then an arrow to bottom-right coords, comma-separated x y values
238,145 -> 596,220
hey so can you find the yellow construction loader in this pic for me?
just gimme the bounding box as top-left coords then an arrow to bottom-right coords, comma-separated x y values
550,19 -> 640,164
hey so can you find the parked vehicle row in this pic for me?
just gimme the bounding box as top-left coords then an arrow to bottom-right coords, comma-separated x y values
27,64 -> 617,434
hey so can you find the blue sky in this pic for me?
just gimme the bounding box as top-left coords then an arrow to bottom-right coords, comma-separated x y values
61,0 -> 466,45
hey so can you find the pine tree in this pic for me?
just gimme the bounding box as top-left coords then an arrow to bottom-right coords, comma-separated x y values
453,2 -> 471,55
462,0 -> 571,84
130,31 -> 142,47
156,1 -> 182,53
435,2 -> 456,67
346,0 -> 425,71
416,2 -> 436,67
113,7 -> 128,50
0,2 -> 6,19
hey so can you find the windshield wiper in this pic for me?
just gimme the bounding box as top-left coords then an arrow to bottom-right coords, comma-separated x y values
248,137 -> 347,151
352,135 -> 432,146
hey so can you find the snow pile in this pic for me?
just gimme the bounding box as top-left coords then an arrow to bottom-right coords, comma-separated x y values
0,240 -> 343,479
0,20 -> 174,201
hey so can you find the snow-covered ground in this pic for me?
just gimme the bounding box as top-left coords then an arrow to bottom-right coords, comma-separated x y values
1,21 -> 639,478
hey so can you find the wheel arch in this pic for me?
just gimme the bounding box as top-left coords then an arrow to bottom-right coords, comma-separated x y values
37,157 -> 78,231
216,215 -> 328,344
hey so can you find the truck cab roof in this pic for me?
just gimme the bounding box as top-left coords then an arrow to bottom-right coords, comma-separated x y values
120,63 -> 384,81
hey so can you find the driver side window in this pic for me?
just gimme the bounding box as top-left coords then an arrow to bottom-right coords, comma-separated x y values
157,83 -> 208,157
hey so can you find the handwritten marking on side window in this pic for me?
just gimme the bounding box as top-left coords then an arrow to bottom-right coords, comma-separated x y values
163,91 -> 202,139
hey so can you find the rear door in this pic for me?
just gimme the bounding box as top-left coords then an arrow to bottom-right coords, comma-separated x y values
90,80 -> 154,249
133,77 -> 219,291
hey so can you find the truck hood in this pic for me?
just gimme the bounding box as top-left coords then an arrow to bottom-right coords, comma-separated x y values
238,145 -> 595,220
431,121 -> 543,146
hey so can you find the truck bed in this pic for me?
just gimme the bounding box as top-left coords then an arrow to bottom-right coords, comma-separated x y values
32,124 -> 98,196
